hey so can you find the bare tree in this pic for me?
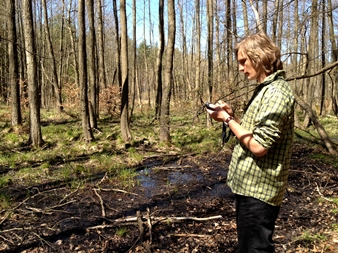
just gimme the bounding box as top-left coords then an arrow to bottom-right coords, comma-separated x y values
22,0 -> 43,147
78,0 -> 94,142
7,0 -> 22,126
303,0 -> 319,127
120,0 -> 132,142
194,0 -> 201,107
130,0 -> 136,119
155,0 -> 164,119
97,0 -> 106,90
42,0 -> 63,113
113,0 -> 121,88
206,0 -> 213,126
86,0 -> 98,129
160,0 -> 176,143
327,0 -> 338,115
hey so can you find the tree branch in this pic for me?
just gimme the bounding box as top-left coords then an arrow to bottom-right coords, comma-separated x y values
286,60 -> 338,81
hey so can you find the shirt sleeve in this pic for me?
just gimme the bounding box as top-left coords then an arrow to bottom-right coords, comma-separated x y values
252,84 -> 292,149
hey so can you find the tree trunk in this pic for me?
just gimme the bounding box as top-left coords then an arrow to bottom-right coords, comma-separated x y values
113,0 -> 121,88
78,0 -> 94,142
64,0 -> 79,89
97,0 -> 107,90
303,0 -> 318,127
319,0 -> 326,116
155,0 -> 164,119
130,0 -> 136,119
159,0 -> 175,143
295,96 -> 338,155
120,0 -> 132,143
327,0 -> 338,115
42,0 -> 63,112
262,0 -> 267,33
22,0 -> 43,147
194,0 -> 201,107
86,0 -> 98,129
7,0 -> 22,126
206,0 -> 213,126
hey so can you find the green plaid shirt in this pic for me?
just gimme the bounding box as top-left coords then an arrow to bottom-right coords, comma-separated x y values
227,70 -> 294,206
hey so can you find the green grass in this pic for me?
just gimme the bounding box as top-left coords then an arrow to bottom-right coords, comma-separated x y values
297,230 -> 327,244
0,191 -> 11,209
116,226 -> 128,237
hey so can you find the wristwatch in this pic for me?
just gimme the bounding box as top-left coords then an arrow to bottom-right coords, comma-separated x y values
224,116 -> 234,126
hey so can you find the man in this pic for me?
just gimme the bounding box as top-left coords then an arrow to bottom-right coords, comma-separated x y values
207,33 -> 294,252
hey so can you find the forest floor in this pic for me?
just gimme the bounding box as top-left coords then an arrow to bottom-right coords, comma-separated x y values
0,142 -> 338,253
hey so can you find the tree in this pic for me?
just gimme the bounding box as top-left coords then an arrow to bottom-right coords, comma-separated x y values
96,0 -> 106,90
206,0 -> 213,126
86,0 -> 98,129
22,0 -> 43,147
120,0 -> 132,143
327,0 -> 338,115
42,0 -> 63,113
303,0 -> 319,127
78,0 -> 94,142
130,0 -> 137,119
159,0 -> 176,143
155,0 -> 164,119
194,0 -> 201,107
113,0 -> 121,88
7,0 -> 22,126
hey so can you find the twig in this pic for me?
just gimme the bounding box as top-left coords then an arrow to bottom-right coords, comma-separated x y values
0,233 -> 14,245
94,188 -> 106,217
100,188 -> 139,196
96,172 -> 109,186
171,233 -> 211,238
33,232 -> 54,250
150,165 -> 192,171
0,211 -> 11,226
315,183 -> 335,203
59,188 -> 79,204
146,208 -> 152,244
0,144 -> 24,154
137,211 -> 144,243
164,215 -> 223,222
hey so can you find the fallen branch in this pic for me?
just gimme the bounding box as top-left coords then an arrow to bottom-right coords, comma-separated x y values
100,188 -> 139,196
315,182 -> 335,203
94,188 -> 106,217
170,233 -> 212,238
87,214 -> 223,230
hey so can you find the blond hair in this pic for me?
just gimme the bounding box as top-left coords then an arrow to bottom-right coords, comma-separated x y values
235,33 -> 283,76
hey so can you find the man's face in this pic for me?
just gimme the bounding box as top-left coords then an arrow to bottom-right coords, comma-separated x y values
237,49 -> 266,83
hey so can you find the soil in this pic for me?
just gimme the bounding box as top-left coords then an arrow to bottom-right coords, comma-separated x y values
1,143 -> 338,253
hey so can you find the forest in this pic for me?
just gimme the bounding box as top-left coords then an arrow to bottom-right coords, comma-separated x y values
0,0 -> 338,252
0,0 -> 337,148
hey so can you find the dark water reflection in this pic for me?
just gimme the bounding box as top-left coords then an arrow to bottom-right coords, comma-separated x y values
137,160 -> 232,198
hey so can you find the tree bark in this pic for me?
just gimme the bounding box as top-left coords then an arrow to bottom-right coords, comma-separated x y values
86,0 -> 98,129
327,0 -> 338,115
155,0 -> 164,119
78,0 -> 94,142
159,0 -> 175,143
303,0 -> 318,127
120,0 -> 132,143
42,0 -> 63,113
7,0 -> 22,126
97,0 -> 106,90
295,96 -> 338,155
22,0 -> 43,147
206,0 -> 213,126
113,0 -> 121,88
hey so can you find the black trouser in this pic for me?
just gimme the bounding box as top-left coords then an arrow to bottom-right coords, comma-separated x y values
235,194 -> 280,253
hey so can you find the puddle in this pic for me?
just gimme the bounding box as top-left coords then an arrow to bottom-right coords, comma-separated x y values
137,161 -> 232,198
